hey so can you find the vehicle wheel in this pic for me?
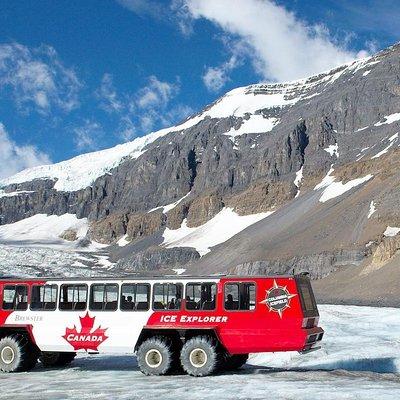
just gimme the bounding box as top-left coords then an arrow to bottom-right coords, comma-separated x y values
223,354 -> 248,371
180,336 -> 221,377
40,352 -> 76,367
0,334 -> 38,373
137,336 -> 174,376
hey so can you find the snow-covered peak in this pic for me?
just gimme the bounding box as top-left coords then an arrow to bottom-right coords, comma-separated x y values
0,53 -> 381,193
0,125 -> 184,192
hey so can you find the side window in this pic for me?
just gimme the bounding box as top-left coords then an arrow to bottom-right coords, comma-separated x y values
59,284 -> 88,311
90,284 -> 118,311
224,283 -> 256,311
120,283 -> 150,311
2,285 -> 28,311
31,285 -> 58,311
185,283 -> 216,310
153,283 -> 183,310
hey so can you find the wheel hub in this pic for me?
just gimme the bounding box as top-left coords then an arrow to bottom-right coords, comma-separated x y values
189,348 -> 208,368
1,346 -> 15,365
145,349 -> 162,368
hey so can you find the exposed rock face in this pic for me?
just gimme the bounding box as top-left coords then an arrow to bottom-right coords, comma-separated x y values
59,229 -> 78,242
89,211 -> 165,244
371,236 -> 400,266
229,250 -> 367,280
89,213 -> 128,244
186,193 -> 224,227
225,180 -> 296,215
115,246 -> 200,273
2,43 -> 400,289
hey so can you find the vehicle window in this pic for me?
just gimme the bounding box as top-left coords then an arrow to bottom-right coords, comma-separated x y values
120,283 -> 150,311
30,285 -> 58,311
59,284 -> 88,311
224,283 -> 256,311
185,283 -> 216,310
90,284 -> 118,311
153,283 -> 183,310
298,281 -> 316,312
2,285 -> 28,311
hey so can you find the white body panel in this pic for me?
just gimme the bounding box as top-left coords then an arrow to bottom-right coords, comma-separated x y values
4,278 -> 219,354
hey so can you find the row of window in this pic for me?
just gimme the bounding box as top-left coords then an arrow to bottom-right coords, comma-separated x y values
1,282 -> 256,312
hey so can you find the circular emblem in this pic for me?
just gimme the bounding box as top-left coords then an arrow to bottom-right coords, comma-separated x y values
260,280 -> 297,318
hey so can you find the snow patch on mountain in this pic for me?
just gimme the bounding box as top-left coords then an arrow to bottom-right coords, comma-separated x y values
314,166 -> 335,190
0,190 -> 35,198
162,207 -> 273,256
117,234 -> 129,247
148,192 -> 191,214
367,201 -> 376,219
318,175 -> 373,203
223,115 -> 279,139
371,132 -> 398,159
375,113 -> 400,126
294,167 -> 303,198
383,226 -> 400,237
324,143 -> 339,158
294,167 -> 303,188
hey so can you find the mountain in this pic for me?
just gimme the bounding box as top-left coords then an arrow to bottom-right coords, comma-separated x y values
1,43 -> 400,305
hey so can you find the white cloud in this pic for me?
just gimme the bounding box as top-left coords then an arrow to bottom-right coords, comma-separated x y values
118,0 -> 194,35
73,121 -> 103,151
170,0 -> 194,35
136,76 -> 192,131
184,0 -> 369,85
94,73 -> 192,140
117,0 -> 166,19
119,116 -> 137,141
0,43 -> 81,114
203,55 -> 239,92
136,75 -> 179,109
96,73 -> 123,113
0,123 -> 51,179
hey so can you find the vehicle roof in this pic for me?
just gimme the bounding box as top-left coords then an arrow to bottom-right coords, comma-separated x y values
0,274 -> 300,282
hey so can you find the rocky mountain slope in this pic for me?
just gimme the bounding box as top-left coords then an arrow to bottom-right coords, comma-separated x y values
1,43 -> 400,304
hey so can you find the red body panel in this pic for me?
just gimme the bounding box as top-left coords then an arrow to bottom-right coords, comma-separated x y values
145,277 -> 322,354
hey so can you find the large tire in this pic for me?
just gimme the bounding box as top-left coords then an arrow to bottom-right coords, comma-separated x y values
40,352 -> 76,367
137,336 -> 175,376
0,334 -> 38,373
222,353 -> 249,371
180,336 -> 221,377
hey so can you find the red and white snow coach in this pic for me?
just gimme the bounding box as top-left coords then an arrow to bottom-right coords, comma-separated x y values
0,274 -> 323,376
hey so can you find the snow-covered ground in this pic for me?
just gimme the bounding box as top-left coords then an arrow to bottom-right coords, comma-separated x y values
0,245 -> 113,277
2,305 -> 399,399
0,214 -> 115,275
0,214 -> 89,247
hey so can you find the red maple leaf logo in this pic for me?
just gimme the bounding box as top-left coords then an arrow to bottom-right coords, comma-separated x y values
62,312 -> 108,351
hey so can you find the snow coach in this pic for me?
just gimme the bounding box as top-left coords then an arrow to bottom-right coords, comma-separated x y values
0,274 -> 323,376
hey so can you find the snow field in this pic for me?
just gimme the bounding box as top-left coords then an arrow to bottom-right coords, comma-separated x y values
0,214 -> 88,244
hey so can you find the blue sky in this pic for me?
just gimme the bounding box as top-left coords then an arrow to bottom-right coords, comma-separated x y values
0,0 -> 399,179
